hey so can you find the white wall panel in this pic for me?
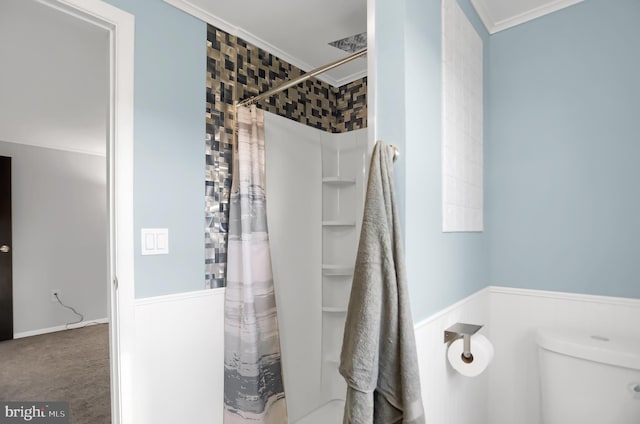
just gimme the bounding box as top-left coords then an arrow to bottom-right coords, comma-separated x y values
133,289 -> 225,424
414,288 -> 491,424
487,287 -> 640,424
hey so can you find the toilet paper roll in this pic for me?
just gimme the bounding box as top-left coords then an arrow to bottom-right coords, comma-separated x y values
447,333 -> 494,377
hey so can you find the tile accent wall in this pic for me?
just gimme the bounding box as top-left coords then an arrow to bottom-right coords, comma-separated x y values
335,78 -> 368,133
205,25 -> 367,288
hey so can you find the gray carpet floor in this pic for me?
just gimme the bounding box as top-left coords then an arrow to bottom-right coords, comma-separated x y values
0,324 -> 111,423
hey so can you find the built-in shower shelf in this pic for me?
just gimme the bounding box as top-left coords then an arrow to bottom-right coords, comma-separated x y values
322,177 -> 356,186
322,221 -> 355,227
319,136 -> 366,416
322,265 -> 354,276
322,306 -> 348,313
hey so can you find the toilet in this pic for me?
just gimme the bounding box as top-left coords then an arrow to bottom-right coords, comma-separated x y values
536,328 -> 640,424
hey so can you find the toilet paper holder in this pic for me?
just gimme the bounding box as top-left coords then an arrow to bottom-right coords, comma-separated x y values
444,323 -> 483,364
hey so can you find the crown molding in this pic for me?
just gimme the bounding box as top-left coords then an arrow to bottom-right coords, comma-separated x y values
164,0 -> 365,87
0,138 -> 106,157
332,69 -> 368,87
470,0 -> 584,35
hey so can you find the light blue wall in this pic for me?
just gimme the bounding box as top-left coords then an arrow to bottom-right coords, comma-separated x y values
105,0 -> 206,298
488,0 -> 640,298
374,0 -> 407,238
103,0 -> 640,306
375,0 -> 491,320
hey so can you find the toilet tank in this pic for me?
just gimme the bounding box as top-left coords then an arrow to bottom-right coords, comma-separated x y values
536,329 -> 640,424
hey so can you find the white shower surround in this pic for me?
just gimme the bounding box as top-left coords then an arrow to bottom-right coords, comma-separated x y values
264,112 -> 367,423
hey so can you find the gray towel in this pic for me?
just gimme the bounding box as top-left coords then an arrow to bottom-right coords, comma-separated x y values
339,141 -> 425,424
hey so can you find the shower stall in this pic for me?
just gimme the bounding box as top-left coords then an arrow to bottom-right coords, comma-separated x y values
264,111 -> 368,423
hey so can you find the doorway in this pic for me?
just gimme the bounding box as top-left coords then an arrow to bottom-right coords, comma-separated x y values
0,0 -> 108,421
0,0 -> 135,422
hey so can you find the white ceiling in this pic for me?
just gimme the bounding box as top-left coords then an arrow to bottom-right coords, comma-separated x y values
471,0 -> 585,34
0,0 -> 109,156
167,0 -> 586,85
164,0 -> 368,86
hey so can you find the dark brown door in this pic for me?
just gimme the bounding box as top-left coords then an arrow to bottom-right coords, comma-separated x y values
0,156 -> 12,341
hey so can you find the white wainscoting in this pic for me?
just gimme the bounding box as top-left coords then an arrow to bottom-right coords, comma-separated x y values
414,287 -> 491,424
414,286 -> 640,424
487,286 -> 640,424
133,288 -> 225,424
130,285 -> 640,424
130,286 -> 493,424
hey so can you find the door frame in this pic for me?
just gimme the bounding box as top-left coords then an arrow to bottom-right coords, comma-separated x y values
34,1 -> 135,422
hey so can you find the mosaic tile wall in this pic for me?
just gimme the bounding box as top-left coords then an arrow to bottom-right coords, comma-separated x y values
205,25 -> 367,288
335,77 -> 368,133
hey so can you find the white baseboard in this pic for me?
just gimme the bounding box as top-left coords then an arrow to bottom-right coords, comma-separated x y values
14,317 -> 109,339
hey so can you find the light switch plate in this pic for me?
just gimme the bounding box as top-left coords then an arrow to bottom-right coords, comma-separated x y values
141,228 -> 169,255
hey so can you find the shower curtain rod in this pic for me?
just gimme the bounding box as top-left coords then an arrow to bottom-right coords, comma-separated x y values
236,49 -> 367,108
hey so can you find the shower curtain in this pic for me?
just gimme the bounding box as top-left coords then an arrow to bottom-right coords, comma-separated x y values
224,105 -> 288,424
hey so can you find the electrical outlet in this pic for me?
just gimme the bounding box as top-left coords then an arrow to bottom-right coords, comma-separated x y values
51,289 -> 61,302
